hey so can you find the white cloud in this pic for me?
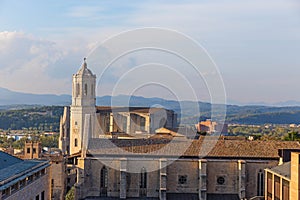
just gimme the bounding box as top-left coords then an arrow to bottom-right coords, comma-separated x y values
0,31 -> 89,94
1,0 -> 300,103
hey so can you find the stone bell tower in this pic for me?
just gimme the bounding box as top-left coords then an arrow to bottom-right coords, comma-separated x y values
69,58 -> 96,155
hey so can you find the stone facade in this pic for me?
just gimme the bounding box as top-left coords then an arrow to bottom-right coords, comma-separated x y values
61,59 -> 177,155
69,59 -> 97,155
60,59 -> 300,200
71,156 -> 290,200
44,152 -> 67,200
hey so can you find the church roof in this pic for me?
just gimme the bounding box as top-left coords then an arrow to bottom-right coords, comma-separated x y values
75,58 -> 94,76
96,106 -> 172,114
87,137 -> 300,159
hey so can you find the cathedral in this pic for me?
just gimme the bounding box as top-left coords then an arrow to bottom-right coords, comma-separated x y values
59,59 -> 300,200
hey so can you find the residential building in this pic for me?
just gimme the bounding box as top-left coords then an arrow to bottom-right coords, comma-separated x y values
195,119 -> 228,134
0,151 -> 50,200
265,151 -> 300,200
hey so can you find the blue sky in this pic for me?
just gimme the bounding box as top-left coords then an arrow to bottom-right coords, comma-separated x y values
0,0 -> 300,104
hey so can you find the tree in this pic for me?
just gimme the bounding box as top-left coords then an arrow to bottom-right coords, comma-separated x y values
39,135 -> 59,148
284,131 -> 300,141
65,187 -> 75,200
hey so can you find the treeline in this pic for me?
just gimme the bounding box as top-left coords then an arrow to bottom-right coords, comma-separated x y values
1,105 -> 300,130
0,134 -> 59,149
228,124 -> 300,141
226,111 -> 300,125
0,106 -> 64,131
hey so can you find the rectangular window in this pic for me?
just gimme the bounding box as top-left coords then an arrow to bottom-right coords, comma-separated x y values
27,148 -> 30,154
282,179 -> 289,200
36,194 -> 39,200
41,191 -> 45,200
20,179 -> 26,188
75,138 -> 78,147
27,175 -> 33,183
33,148 -> 36,154
140,117 -> 145,131
34,172 -> 40,179
267,172 -> 272,198
274,176 -> 280,200
11,183 -> 18,193
2,188 -> 10,197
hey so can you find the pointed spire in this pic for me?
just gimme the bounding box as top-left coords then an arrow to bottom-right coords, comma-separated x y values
82,57 -> 87,69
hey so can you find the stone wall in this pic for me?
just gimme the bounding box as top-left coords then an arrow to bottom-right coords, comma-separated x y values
167,160 -> 199,194
74,157 -> 281,200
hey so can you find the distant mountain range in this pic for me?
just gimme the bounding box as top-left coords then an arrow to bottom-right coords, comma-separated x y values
0,87 -> 71,106
1,87 -> 300,125
1,87 -> 300,107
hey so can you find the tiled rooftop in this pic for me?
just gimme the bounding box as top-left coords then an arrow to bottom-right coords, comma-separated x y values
87,137 -> 300,159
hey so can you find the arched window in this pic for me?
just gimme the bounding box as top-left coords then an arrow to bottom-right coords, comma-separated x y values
140,167 -> 147,189
100,166 -> 108,196
84,84 -> 88,96
257,170 -> 264,196
76,83 -> 80,97
140,167 -> 147,197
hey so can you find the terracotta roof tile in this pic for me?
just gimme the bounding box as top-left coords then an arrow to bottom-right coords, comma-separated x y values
87,137 -> 300,159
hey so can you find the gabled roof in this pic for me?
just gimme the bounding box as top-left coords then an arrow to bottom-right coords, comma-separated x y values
87,137 -> 300,159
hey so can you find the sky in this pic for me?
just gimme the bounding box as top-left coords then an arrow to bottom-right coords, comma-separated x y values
0,0 -> 300,104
